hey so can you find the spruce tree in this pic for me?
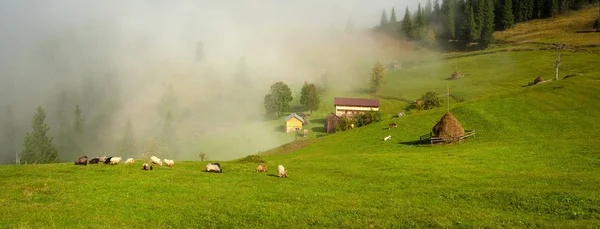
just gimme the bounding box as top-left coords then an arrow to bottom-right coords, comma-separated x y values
425,0 -> 434,24
2,106 -> 17,164
120,118 -> 136,157
380,9 -> 389,28
402,7 -> 414,39
500,0 -> 515,30
389,7 -> 398,35
443,0 -> 456,39
72,105 -> 85,157
475,0 -> 486,40
462,0 -> 478,42
20,106 -> 59,164
415,3 -> 427,40
480,0 -> 496,47
161,110 -> 175,156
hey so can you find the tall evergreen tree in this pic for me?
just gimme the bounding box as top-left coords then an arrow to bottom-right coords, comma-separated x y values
525,0 -> 535,20
425,0 -> 434,24
402,7 -> 414,39
380,9 -> 389,28
443,0 -> 456,39
388,7 -> 398,35
120,118 -> 136,157
415,3 -> 427,40
2,106 -> 18,164
72,105 -> 85,157
161,110 -> 175,156
474,0 -> 486,40
500,0 -> 516,30
20,106 -> 59,164
462,0 -> 478,42
480,0 -> 496,47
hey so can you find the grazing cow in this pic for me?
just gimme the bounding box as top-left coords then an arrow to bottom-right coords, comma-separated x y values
277,165 -> 287,178
164,159 -> 174,167
109,157 -> 122,165
75,156 -> 88,166
124,158 -> 134,164
384,135 -> 392,141
150,156 -> 163,166
99,156 -> 107,163
205,163 -> 222,173
89,158 -> 100,164
104,157 -> 113,164
142,163 -> 153,170
256,164 -> 267,172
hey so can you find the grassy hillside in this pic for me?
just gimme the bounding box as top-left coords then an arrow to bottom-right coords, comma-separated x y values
1,65 -> 599,228
495,5 -> 600,46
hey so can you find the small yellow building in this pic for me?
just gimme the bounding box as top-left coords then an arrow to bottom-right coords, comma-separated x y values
285,113 -> 305,133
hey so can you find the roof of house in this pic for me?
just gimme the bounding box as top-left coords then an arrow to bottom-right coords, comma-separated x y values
285,113 -> 305,123
334,97 -> 380,107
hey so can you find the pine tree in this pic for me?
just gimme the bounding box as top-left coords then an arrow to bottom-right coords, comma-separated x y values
525,0 -> 535,20
462,0 -> 478,42
120,118 -> 136,157
475,0 -> 486,40
72,105 -> 85,157
500,0 -> 515,30
2,106 -> 18,164
425,0 -> 434,24
402,7 -> 414,39
480,0 -> 496,47
380,9 -> 389,28
443,0 -> 456,39
158,84 -> 178,119
20,106 -> 59,164
415,3 -> 427,40
161,110 -> 175,156
389,7 -> 398,35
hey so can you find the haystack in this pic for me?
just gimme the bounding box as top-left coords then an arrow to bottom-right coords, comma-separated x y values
451,71 -> 462,80
533,76 -> 545,84
432,112 -> 465,142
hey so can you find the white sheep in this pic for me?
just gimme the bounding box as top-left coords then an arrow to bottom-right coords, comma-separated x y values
124,158 -> 134,164
277,165 -> 287,178
150,156 -> 163,166
383,135 -> 392,141
109,157 -> 122,165
205,163 -> 222,173
164,159 -> 174,167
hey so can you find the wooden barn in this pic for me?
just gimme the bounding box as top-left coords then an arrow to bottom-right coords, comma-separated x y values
285,113 -> 305,133
334,97 -> 380,117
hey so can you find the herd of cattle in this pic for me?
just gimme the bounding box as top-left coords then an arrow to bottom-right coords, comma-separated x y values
74,156 -> 288,177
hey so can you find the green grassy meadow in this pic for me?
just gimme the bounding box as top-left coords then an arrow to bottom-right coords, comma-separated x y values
2,11 -> 600,228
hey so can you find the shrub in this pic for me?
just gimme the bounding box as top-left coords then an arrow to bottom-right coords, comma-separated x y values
420,91 -> 442,110
355,111 -> 383,127
237,155 -> 265,163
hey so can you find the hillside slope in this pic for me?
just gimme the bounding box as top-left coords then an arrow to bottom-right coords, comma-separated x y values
1,71 -> 599,228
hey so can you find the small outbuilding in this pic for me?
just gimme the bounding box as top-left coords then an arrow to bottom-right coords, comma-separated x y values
285,113 -> 305,133
324,113 -> 340,133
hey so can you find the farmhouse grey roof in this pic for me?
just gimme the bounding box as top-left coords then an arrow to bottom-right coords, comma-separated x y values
334,98 -> 380,107
285,113 -> 305,123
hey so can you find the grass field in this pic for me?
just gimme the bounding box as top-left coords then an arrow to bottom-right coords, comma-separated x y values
2,9 -> 600,228
2,62 -> 599,228
494,4 -> 600,46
